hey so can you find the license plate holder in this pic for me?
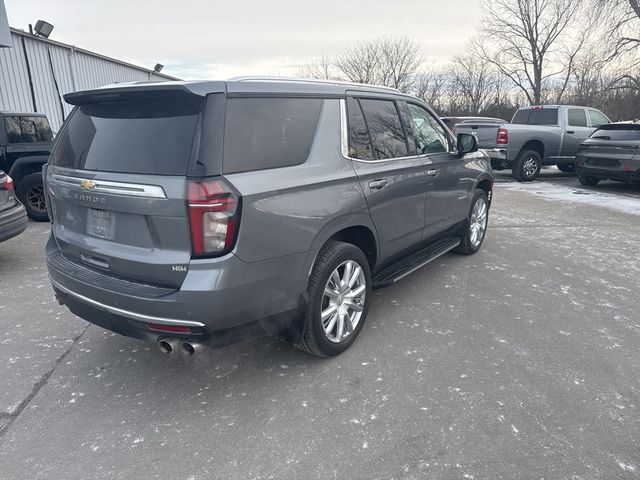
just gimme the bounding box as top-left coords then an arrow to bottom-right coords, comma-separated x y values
87,209 -> 114,240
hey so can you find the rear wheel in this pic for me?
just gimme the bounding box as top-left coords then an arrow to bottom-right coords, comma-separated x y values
557,163 -> 576,173
16,172 -> 49,221
454,190 -> 489,256
296,242 -> 371,357
512,150 -> 542,182
578,172 -> 600,186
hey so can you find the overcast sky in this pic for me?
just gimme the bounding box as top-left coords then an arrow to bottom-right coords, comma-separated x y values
5,0 -> 483,79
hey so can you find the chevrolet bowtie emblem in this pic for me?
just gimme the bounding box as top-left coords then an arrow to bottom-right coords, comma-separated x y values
80,179 -> 96,190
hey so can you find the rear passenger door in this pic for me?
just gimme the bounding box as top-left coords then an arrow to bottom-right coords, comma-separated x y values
562,108 -> 592,158
403,101 -> 471,239
346,96 -> 427,260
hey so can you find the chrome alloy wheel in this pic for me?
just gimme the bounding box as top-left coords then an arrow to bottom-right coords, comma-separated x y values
523,157 -> 538,178
321,260 -> 366,343
470,197 -> 488,248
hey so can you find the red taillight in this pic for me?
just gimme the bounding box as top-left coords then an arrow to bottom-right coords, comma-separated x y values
496,128 -> 509,145
187,179 -> 239,257
1,175 -> 14,191
146,323 -> 192,334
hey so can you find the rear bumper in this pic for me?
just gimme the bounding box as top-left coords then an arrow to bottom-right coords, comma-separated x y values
0,202 -> 28,243
46,234 -> 308,346
481,148 -> 508,162
576,164 -> 640,183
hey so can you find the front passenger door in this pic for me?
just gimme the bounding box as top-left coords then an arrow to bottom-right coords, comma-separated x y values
404,102 -> 472,239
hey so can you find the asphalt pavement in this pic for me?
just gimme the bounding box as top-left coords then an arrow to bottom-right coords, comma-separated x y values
0,173 -> 639,479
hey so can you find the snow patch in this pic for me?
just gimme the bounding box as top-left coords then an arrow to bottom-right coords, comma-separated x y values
501,182 -> 640,216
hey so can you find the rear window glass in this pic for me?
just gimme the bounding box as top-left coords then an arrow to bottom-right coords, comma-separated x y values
223,98 -> 322,174
51,95 -> 202,175
512,108 -> 558,125
591,126 -> 640,141
5,116 -> 53,143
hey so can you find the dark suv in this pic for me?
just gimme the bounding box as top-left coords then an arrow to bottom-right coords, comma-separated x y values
44,78 -> 493,357
0,112 -> 54,221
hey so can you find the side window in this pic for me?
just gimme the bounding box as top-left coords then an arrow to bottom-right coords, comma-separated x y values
346,97 -> 374,160
407,103 -> 450,154
359,99 -> 408,159
5,116 -> 22,143
568,109 -> 588,127
4,116 -> 53,143
223,97 -> 322,174
589,110 -> 609,128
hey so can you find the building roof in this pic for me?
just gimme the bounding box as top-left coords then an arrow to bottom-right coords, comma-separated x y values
9,27 -> 179,81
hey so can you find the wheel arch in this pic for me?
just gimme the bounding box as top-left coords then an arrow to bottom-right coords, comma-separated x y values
300,217 -> 380,288
519,140 -> 545,160
8,156 -> 48,183
474,174 -> 494,206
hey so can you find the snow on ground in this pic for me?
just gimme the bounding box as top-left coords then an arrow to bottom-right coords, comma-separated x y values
500,182 -> 640,217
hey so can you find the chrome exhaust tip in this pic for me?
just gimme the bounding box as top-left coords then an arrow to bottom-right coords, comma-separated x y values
157,338 -> 179,354
179,341 -> 202,356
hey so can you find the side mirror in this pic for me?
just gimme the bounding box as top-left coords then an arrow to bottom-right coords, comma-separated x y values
457,133 -> 478,157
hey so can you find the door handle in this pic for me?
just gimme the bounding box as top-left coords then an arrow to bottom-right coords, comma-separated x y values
566,130 -> 575,134
427,169 -> 439,176
368,179 -> 388,190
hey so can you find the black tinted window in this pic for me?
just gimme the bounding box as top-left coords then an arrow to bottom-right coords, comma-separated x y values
347,98 -> 374,160
359,99 -> 408,159
512,109 -> 558,125
591,126 -> 640,141
223,98 -> 322,173
568,109 -> 588,127
5,116 -> 53,143
51,95 -> 201,175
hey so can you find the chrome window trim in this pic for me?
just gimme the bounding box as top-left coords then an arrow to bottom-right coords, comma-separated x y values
339,99 -> 457,164
50,278 -> 205,328
50,172 -> 167,199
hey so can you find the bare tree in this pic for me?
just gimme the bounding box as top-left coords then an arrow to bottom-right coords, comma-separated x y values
411,69 -> 448,111
299,37 -> 422,93
447,54 -> 499,114
377,38 -> 422,91
334,40 -> 383,85
297,54 -> 337,80
473,0 -> 585,105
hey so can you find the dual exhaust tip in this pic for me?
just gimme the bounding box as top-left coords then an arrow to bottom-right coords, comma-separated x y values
157,338 -> 201,356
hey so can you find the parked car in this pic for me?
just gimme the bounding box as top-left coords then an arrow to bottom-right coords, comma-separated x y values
441,116 -> 506,134
0,171 -> 28,243
44,78 -> 493,357
0,112 -> 54,221
455,105 -> 611,181
576,123 -> 640,186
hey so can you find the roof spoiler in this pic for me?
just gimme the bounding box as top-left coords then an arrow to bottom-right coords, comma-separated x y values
64,83 -> 218,105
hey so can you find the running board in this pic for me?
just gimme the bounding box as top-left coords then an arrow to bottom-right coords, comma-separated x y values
372,237 -> 461,289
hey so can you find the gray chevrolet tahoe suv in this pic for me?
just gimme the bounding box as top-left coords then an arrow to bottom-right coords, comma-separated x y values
44,78 -> 493,357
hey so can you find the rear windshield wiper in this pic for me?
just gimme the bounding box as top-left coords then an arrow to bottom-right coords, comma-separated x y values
591,135 -> 611,140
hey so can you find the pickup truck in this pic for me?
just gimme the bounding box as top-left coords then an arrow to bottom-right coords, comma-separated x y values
455,105 -> 611,181
0,112 -> 53,220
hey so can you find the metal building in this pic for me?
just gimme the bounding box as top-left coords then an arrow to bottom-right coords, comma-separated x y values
0,27 -> 178,131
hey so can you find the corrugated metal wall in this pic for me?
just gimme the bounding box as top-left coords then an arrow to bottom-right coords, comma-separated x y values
0,30 -> 176,131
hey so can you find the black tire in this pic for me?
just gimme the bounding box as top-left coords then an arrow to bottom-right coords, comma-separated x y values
557,163 -> 576,173
454,190 -> 489,256
578,172 -> 600,186
296,241 -> 371,357
16,172 -> 49,221
512,149 -> 542,182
